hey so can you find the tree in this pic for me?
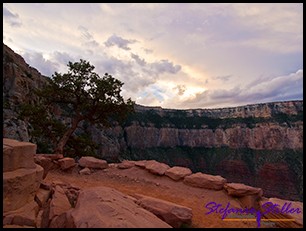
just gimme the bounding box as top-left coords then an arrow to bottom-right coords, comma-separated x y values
20,59 -> 134,154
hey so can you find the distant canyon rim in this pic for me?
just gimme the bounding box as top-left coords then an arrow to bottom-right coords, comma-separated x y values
3,43 -> 303,203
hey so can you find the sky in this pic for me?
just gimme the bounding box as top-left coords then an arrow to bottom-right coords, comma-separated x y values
3,3 -> 303,109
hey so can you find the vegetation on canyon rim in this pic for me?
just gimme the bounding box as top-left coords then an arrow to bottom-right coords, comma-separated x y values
19,59 -> 134,155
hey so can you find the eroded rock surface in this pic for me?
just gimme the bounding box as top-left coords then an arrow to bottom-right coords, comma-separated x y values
66,186 -> 172,228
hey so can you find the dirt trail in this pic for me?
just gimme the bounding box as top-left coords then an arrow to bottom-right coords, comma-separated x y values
45,166 -> 273,228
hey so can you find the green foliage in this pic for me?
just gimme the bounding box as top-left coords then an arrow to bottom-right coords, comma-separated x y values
19,59 -> 134,155
65,132 -> 99,159
124,110 -> 303,130
3,99 -> 10,109
18,103 -> 66,152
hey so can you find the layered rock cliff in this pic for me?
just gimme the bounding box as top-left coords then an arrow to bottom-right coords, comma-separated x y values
2,43 -> 303,202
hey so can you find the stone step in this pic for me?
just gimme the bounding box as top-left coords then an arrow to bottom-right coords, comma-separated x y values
3,164 -> 44,212
3,138 -> 36,172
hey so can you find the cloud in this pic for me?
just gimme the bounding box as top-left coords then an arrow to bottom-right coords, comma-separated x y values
213,75 -> 232,82
104,34 -> 137,50
173,85 -> 186,96
150,60 -> 181,75
22,52 -> 59,77
3,7 -> 22,27
179,69 -> 303,108
131,53 -> 146,66
3,3 -> 302,109
52,51 -> 75,65
78,25 -> 99,47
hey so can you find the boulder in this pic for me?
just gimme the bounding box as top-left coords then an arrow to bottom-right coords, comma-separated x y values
134,193 -> 193,228
165,166 -> 192,181
66,186 -> 172,228
3,138 -> 36,172
118,160 -> 135,169
224,183 -> 263,197
183,172 -> 226,190
3,164 -> 44,212
145,160 -> 170,176
58,157 -> 76,170
78,156 -> 108,169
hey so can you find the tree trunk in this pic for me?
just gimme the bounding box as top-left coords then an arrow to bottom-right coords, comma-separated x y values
54,115 -> 82,154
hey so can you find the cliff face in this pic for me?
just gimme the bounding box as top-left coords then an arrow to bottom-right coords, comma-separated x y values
124,122 -> 303,150
3,44 -> 49,141
2,43 -> 303,201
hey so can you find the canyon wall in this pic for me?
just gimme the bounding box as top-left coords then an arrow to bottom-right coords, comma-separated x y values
3,43 -> 303,201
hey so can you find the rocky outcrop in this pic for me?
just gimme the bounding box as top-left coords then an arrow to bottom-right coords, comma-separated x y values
183,172 -> 226,190
134,193 -> 193,228
3,139 -> 43,213
134,101 -> 303,119
65,186 -> 171,228
3,138 -> 37,172
3,44 -> 49,142
3,201 -> 40,227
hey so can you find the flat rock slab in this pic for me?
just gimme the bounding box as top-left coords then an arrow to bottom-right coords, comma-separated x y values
165,166 -> 192,181
145,160 -> 170,176
78,156 -> 108,169
3,138 -> 37,172
183,172 -> 226,190
3,164 -> 44,212
224,183 -> 263,197
67,186 -> 171,228
134,193 -> 193,228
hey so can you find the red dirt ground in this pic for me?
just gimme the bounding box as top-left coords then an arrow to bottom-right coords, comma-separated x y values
45,165 -> 276,228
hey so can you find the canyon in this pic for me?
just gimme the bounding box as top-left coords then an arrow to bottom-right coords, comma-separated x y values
3,43 -> 303,202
